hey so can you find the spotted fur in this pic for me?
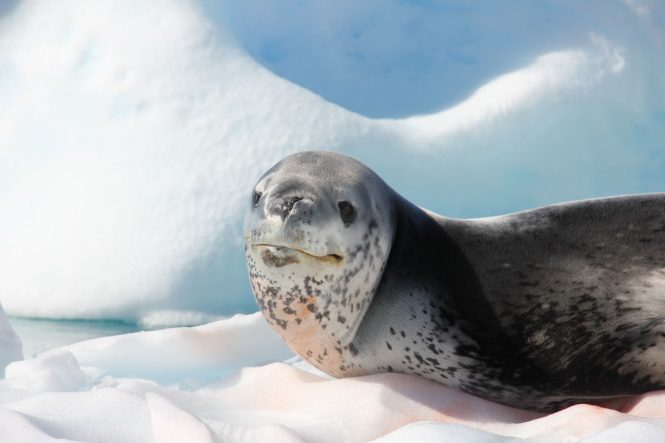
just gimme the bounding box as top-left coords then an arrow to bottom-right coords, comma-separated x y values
244,151 -> 665,412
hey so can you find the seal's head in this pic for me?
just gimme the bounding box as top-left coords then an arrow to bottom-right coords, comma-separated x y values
244,151 -> 395,370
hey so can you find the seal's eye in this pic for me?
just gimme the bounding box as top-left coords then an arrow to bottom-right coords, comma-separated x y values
337,201 -> 356,226
252,190 -> 262,207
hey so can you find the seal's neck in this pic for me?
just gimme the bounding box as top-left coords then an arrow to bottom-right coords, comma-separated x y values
344,199 -> 517,386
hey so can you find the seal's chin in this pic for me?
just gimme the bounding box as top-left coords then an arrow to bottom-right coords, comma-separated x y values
252,244 -> 343,267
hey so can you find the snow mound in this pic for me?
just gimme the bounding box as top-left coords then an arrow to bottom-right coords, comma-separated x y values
5,351 -> 84,393
51,312 -> 293,384
1,313 -> 665,442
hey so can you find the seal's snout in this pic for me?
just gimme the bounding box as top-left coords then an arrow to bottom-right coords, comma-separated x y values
260,191 -> 315,226
268,195 -> 306,221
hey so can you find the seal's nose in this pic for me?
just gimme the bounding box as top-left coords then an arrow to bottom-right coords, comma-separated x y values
268,195 -> 305,221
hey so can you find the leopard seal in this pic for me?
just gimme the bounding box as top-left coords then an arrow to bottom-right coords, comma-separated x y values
243,150 -> 665,412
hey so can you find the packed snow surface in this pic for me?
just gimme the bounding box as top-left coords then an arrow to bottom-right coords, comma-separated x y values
1,310 -> 665,442
0,0 -> 664,321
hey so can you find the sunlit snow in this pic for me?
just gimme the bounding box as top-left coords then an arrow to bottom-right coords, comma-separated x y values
2,311 -> 665,442
1,0 -> 665,441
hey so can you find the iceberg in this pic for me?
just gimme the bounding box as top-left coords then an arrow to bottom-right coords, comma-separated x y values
0,0 -> 663,321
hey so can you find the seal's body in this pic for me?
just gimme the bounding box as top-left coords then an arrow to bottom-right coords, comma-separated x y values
244,151 -> 665,411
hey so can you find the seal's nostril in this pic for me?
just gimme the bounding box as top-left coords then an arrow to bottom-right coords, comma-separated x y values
288,196 -> 303,208
281,196 -> 304,220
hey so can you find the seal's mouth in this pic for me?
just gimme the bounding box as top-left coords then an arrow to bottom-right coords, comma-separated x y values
253,244 -> 343,267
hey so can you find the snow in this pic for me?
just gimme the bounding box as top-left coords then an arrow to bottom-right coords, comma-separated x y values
1,0 -> 665,440
50,312 -> 292,384
0,303 -> 22,377
0,0 -> 364,321
1,311 -> 665,442
0,0 -> 664,321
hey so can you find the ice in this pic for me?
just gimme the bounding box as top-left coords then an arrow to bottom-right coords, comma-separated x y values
0,407 -> 71,443
0,302 -> 22,377
371,423 -> 513,443
49,312 -> 293,384
580,421 -> 665,443
0,0 -> 363,321
0,313 -> 665,442
0,0 -> 664,320
213,0 -> 658,118
147,393 -> 216,443
4,351 -> 85,393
